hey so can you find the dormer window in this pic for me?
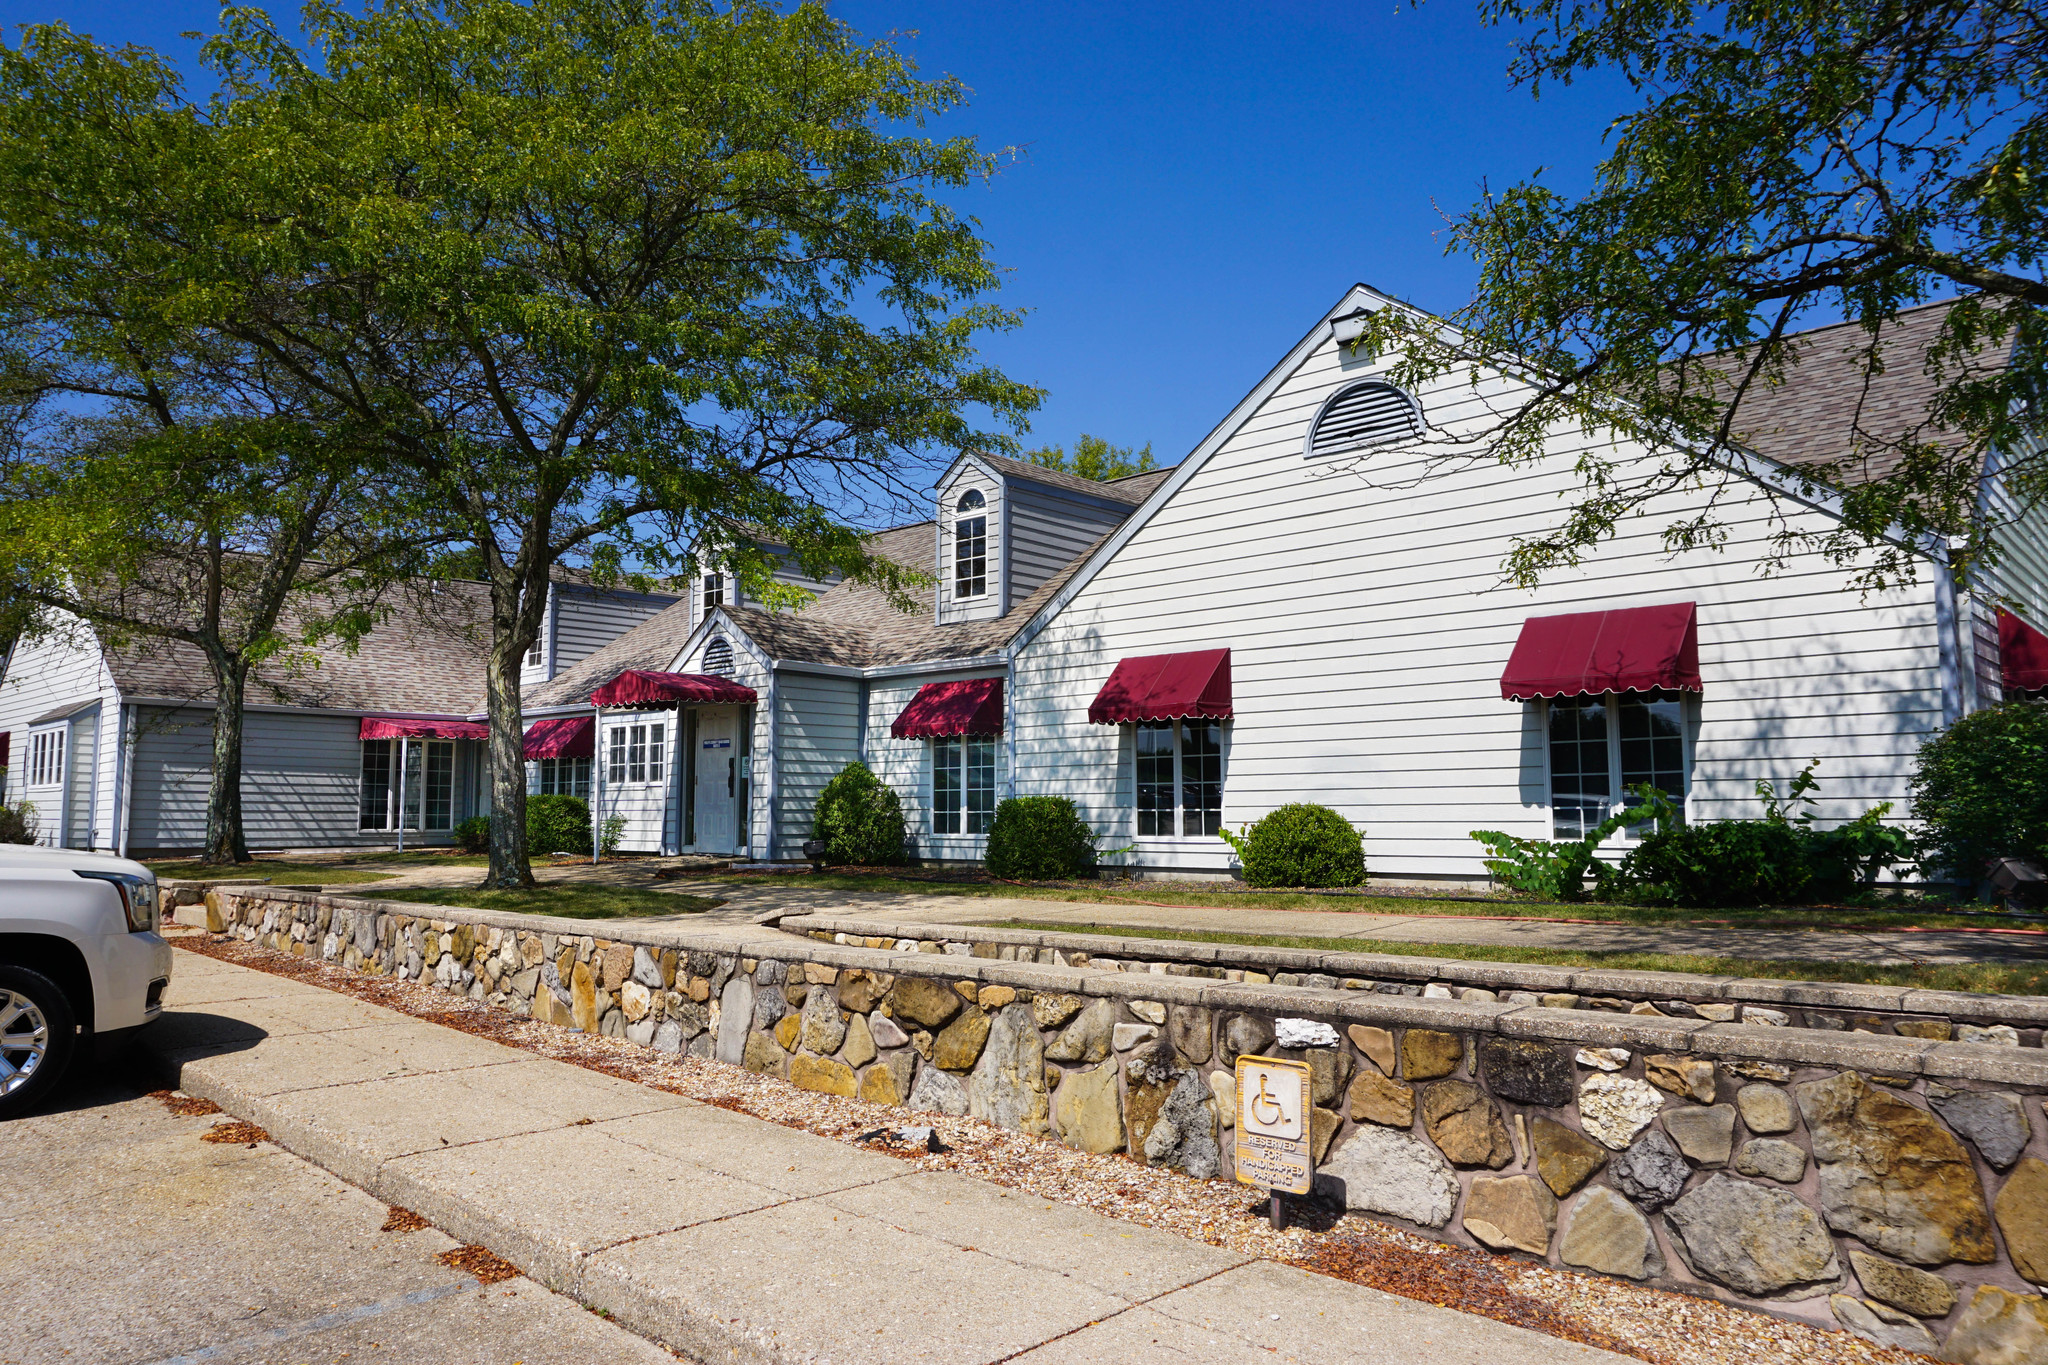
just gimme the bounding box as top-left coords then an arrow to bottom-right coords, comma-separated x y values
954,489 -> 987,600
702,573 -> 725,612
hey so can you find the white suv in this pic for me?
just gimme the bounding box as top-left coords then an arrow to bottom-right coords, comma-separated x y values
0,845 -> 172,1116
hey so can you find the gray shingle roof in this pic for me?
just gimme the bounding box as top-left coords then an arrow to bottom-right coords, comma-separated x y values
105,581 -> 494,715
973,453 -> 1173,505
522,594 -> 704,711
1691,299 -> 2013,487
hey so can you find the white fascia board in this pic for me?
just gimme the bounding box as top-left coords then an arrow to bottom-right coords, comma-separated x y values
122,697 -> 482,721
857,654 -> 1010,681
1009,283 -> 1382,656
771,659 -> 865,679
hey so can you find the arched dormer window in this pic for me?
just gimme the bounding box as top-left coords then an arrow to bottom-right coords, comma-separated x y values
1304,380 -> 1423,459
954,489 -> 988,599
702,637 -> 735,677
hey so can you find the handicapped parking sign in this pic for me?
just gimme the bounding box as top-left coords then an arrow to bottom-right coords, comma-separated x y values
1235,1055 -> 1312,1199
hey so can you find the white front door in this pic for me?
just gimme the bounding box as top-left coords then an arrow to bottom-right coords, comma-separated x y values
692,708 -> 740,853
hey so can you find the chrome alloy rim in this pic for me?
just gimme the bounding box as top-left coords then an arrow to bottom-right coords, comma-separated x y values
0,990 -> 49,1095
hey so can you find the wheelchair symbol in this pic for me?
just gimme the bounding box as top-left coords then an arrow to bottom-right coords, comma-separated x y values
1251,1074 -> 1289,1127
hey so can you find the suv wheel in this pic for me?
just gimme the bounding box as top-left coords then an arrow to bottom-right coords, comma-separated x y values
0,965 -> 76,1118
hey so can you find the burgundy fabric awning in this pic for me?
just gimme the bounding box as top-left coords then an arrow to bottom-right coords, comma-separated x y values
524,716 -> 595,760
892,678 -> 1004,739
590,669 -> 758,708
2003,609 -> 2048,692
359,716 -> 489,741
1087,648 -> 1232,725
1500,602 -> 1702,701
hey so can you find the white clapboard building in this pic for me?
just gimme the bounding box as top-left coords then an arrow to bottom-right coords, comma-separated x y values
522,288 -> 2048,884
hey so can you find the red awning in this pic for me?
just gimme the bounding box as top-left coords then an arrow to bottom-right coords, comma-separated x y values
2003,609 -> 2048,692
1087,648 -> 1232,725
590,669 -> 758,708
892,678 -> 1004,739
359,716 -> 489,741
1500,602 -> 1702,701
523,716 -> 595,759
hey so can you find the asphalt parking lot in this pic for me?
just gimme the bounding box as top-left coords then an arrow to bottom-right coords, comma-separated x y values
4,1054 -> 682,1365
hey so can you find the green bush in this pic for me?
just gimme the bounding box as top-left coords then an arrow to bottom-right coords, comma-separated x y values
985,797 -> 1098,880
453,815 -> 491,854
1615,819 -> 1814,907
1222,804 -> 1365,888
0,798 -> 37,845
1911,700 -> 2048,881
527,794 -> 593,857
813,762 -> 906,865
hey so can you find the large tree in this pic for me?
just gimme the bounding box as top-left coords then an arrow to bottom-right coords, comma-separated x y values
1364,0 -> 2045,588
16,0 -> 1036,887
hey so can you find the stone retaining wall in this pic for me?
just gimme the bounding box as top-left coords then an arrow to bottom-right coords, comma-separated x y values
204,887 -> 2048,1363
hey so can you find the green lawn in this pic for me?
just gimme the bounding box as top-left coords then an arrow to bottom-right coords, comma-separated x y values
367,885 -> 723,920
992,919 -> 2048,999
736,870 -> 2010,933
144,859 -> 399,886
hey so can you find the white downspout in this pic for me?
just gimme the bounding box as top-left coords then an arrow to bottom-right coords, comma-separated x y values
396,736 -> 409,852
112,704 -> 134,858
590,705 -> 603,865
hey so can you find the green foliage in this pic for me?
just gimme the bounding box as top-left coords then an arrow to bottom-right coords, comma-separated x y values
527,795 -> 593,857
813,762 -> 907,866
1023,435 -> 1158,482
1363,0 -> 2048,591
1911,701 -> 2048,879
1615,820 -> 1817,908
985,797 -> 1098,880
453,816 -> 491,855
1471,784 -> 1677,901
1222,804 -> 1366,888
0,798 -> 36,845
600,814 -> 628,857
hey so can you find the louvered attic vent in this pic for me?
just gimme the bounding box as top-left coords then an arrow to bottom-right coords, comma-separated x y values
1305,381 -> 1423,459
702,637 -> 735,677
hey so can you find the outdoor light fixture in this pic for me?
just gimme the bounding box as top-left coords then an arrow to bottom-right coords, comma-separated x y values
1329,308 -> 1373,349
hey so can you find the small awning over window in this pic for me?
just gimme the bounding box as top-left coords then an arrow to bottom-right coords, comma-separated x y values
1500,602 -> 1702,701
2002,609 -> 2048,691
523,716 -> 595,759
590,669 -> 758,708
1087,648 -> 1232,725
360,716 -> 490,741
892,678 -> 1004,739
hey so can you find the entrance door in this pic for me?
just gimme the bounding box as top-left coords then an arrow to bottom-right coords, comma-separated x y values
692,708 -> 740,852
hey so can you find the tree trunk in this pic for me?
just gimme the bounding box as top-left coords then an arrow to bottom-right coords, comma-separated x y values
483,622 -> 535,889
203,656 -> 251,865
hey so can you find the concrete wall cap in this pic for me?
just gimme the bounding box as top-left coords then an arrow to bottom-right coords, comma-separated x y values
1492,1007 -> 1712,1052
1690,1022 -> 1933,1074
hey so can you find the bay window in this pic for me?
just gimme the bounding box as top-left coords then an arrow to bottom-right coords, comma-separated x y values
1547,690 -> 1688,839
932,734 -> 996,835
1135,719 -> 1224,837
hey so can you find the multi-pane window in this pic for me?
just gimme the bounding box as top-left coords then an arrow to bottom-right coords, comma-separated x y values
1135,720 -> 1226,837
932,735 -> 996,835
607,722 -> 667,785
954,490 -> 987,600
358,739 -> 455,831
1548,690 -> 1688,839
528,757 -> 591,799
525,638 -> 544,668
703,573 -> 725,612
26,730 -> 64,787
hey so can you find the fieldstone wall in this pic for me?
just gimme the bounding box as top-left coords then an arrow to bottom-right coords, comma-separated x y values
203,888 -> 2048,1363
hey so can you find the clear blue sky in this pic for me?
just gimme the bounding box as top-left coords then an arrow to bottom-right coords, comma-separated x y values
34,0 -> 1629,465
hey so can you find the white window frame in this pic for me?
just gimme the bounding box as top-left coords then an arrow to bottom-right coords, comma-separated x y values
931,735 -> 997,836
607,720 -> 667,786
527,756 -> 592,800
357,739 -> 457,832
702,572 -> 725,612
1541,691 -> 1695,841
25,728 -> 64,788
952,489 -> 988,601
1131,719 -> 1228,840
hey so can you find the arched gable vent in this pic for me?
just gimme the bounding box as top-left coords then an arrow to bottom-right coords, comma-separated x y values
702,637 -> 735,678
1304,381 -> 1423,459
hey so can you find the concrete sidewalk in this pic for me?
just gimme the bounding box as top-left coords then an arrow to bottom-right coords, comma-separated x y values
147,949 -> 1633,1365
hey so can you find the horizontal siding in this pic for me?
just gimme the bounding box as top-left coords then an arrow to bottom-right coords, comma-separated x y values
774,672 -> 863,849
667,628 -> 773,856
865,671 -> 1008,862
0,618 -> 122,848
1005,481 -> 1127,612
555,586 -> 680,672
1013,335 -> 1951,880
129,706 -> 479,853
937,469 -> 1002,626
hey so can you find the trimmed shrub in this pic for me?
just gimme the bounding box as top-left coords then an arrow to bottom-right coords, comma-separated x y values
1911,700 -> 2048,880
985,797 -> 1098,880
453,815 -> 491,854
527,794 -> 593,857
0,799 -> 37,845
813,762 -> 907,865
1223,804 -> 1365,888
1615,819 -> 1813,907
